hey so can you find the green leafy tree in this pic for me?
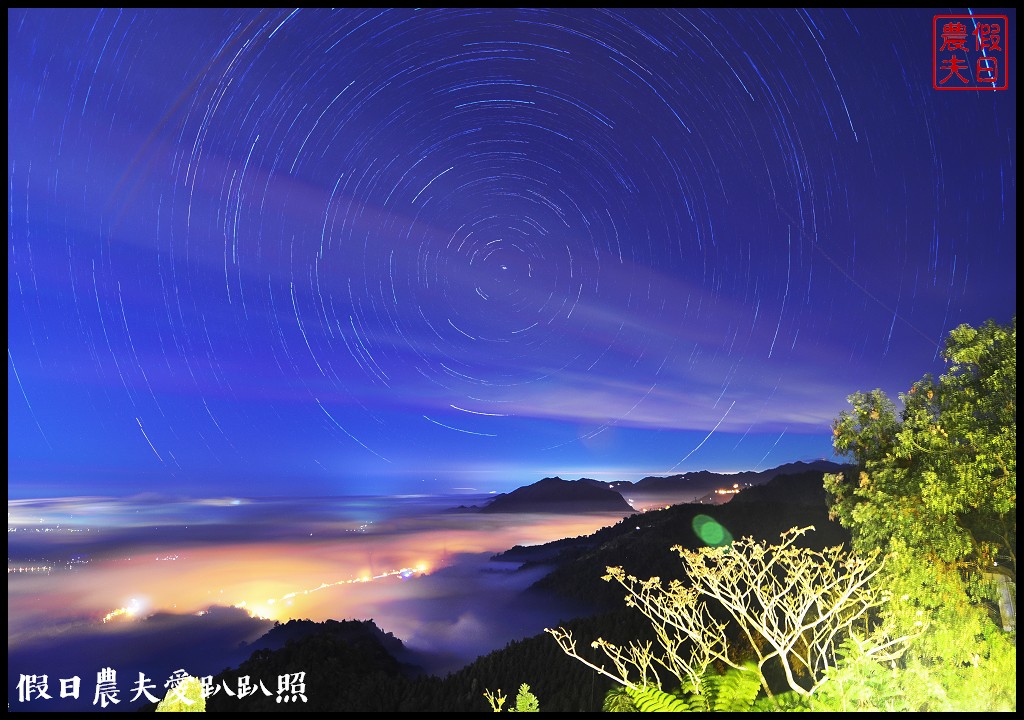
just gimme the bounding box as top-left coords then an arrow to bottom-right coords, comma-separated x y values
824,317 -> 1016,710
825,318 -> 1015,645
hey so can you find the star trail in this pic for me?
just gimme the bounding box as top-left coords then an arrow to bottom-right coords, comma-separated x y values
8,9 -> 1016,497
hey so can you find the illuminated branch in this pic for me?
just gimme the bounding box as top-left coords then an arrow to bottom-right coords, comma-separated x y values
547,527 -> 912,702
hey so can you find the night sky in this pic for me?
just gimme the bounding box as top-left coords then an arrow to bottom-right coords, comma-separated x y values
8,9 -> 1016,498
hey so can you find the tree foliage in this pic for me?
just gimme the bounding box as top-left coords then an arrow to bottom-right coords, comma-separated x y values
824,318 -> 1016,710
484,683 -> 540,712
825,318 -> 1015,644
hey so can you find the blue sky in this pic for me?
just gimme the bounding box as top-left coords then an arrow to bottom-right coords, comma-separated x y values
8,8 -> 1016,497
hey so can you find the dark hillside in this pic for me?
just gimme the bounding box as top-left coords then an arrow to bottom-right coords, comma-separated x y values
525,469 -> 849,612
181,469 -> 847,712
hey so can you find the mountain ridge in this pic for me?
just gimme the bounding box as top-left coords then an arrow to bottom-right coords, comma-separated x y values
479,476 -> 636,514
454,460 -> 849,514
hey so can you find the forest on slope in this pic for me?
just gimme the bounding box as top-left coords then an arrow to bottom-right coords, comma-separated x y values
176,468 -> 847,712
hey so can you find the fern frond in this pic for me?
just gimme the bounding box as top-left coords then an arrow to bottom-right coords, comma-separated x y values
626,685 -> 693,712
603,686 -> 640,712
751,690 -> 811,712
703,664 -> 762,712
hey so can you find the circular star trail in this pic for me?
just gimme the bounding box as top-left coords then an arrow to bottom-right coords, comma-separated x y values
170,11 -> 718,418
8,9 -> 1015,494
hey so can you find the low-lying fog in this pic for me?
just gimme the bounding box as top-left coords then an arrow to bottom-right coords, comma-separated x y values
9,494 -> 637,711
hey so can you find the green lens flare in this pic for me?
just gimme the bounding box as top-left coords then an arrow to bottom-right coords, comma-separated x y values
692,514 -> 733,546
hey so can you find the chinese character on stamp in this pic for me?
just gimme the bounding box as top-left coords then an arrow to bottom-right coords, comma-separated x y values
934,15 -> 1009,90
